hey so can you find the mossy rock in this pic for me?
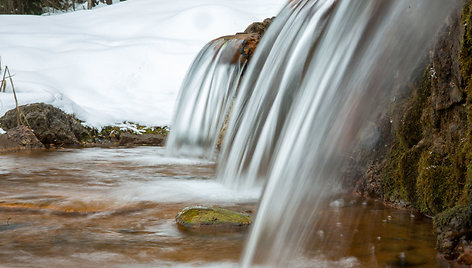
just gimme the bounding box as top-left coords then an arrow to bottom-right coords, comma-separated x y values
175,206 -> 252,232
416,150 -> 462,215
434,205 -> 472,259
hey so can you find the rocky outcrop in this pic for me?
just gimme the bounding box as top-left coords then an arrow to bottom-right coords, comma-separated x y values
175,206 -> 252,232
434,205 -> 472,262
0,126 -> 45,153
355,2 -> 472,263
244,17 -> 274,36
213,17 -> 275,64
0,103 -> 88,146
0,103 -> 169,149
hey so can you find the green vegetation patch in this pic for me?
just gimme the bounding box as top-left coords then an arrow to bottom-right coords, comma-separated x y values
81,122 -> 168,144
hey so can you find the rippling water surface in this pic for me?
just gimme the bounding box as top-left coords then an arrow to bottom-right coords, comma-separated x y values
0,147 -> 446,267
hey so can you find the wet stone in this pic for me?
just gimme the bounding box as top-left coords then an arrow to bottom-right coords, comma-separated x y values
175,206 -> 252,233
0,126 -> 45,153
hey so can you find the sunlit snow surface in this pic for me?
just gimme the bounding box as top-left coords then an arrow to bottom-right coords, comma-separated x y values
0,0 -> 285,127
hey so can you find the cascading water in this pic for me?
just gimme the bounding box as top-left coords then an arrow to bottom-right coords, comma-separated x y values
224,0 -> 461,267
217,0 -> 338,189
166,38 -> 247,158
167,0 -> 461,266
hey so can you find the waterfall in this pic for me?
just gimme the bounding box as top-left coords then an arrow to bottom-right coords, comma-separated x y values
217,0 -> 338,189
167,0 -> 460,266
231,0 -> 460,266
166,38 -> 246,158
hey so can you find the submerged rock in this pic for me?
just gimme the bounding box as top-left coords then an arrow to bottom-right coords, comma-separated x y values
0,103 -> 88,146
175,206 -> 252,232
0,126 -> 45,153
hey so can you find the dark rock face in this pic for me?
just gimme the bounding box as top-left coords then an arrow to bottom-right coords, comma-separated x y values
175,206 -> 252,233
434,205 -> 472,262
354,3 -> 472,262
0,103 -> 88,146
0,126 -> 45,153
430,10 -> 464,111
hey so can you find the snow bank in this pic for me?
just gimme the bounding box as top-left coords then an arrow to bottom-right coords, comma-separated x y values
0,0 -> 286,127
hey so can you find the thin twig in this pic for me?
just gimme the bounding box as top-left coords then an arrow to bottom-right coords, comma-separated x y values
6,67 -> 21,126
1,68 -> 7,93
6,66 -> 29,127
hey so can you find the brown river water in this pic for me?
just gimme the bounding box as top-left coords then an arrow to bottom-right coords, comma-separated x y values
0,147 -> 450,267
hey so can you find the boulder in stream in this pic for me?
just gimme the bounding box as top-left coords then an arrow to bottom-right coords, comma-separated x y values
176,206 -> 252,232
0,103 -> 88,146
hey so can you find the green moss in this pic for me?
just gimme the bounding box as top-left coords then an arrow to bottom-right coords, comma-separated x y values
396,74 -> 431,149
176,207 -> 252,226
397,148 -> 423,205
416,151 -> 462,215
463,157 -> 472,203
377,26 -> 472,214
433,204 -> 472,229
378,72 -> 435,207
80,122 -> 169,144
134,124 -> 169,136
380,143 -> 404,203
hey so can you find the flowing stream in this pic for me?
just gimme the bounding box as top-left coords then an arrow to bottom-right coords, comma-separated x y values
0,147 -> 444,267
0,0 -> 465,267
167,0 -> 461,267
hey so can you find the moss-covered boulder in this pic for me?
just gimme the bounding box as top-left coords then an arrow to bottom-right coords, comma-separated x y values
175,206 -> 252,232
0,103 -> 88,146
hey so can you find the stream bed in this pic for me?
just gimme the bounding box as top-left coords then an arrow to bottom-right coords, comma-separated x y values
0,147 -> 448,267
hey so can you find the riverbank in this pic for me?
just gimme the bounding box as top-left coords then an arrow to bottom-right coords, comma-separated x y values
0,103 -> 167,153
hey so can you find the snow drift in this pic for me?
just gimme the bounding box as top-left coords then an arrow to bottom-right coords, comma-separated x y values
0,0 -> 285,127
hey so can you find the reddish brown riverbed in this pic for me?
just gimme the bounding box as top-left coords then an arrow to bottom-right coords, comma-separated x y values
0,147 -> 448,267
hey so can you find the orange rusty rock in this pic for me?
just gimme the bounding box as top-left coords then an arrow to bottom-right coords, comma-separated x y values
211,33 -> 261,64
209,17 -> 275,65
